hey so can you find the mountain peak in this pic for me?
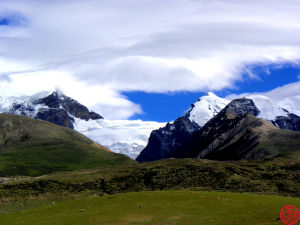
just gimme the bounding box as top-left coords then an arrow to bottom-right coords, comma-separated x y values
207,92 -> 218,97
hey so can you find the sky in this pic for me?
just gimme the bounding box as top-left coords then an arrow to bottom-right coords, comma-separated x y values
0,0 -> 300,121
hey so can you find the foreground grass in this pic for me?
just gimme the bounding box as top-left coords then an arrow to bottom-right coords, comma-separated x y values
1,190 -> 300,225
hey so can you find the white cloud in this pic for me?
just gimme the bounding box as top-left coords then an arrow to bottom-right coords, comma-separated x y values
227,81 -> 300,101
0,0 -> 300,118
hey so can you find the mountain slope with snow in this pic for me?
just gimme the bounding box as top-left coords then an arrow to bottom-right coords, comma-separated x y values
0,91 -> 103,129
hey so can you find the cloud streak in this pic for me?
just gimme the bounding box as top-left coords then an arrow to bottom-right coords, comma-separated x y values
0,0 -> 300,118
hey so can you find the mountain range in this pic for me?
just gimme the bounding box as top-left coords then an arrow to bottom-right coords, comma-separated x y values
0,91 -> 299,161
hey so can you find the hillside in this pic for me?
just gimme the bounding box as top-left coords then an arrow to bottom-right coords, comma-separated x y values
0,114 -> 133,176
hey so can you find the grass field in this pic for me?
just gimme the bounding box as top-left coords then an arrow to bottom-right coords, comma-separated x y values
0,190 -> 299,225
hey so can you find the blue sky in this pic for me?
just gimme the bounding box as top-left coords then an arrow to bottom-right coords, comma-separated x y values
125,63 -> 300,122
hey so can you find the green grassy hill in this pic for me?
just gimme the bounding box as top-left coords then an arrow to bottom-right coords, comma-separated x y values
0,114 -> 133,176
1,190 -> 299,225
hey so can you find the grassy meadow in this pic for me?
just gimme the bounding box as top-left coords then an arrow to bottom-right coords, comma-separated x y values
0,190 -> 299,225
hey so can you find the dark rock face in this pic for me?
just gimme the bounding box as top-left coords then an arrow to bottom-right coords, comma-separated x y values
136,116 -> 200,162
274,113 -> 300,131
35,108 -> 74,129
88,111 -> 103,120
136,98 -> 262,162
223,98 -> 260,117
59,95 -> 99,120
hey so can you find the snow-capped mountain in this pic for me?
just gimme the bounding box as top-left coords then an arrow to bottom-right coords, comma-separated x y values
185,92 -> 230,126
0,91 -> 164,159
0,91 -> 103,129
138,97 -> 300,162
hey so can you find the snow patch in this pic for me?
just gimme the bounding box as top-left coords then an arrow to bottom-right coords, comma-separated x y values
187,92 -> 230,126
245,95 -> 288,120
